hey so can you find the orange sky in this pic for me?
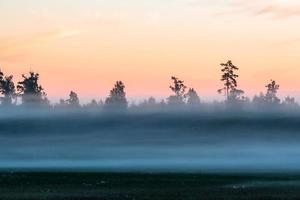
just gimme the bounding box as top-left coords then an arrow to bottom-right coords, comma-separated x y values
0,0 -> 300,102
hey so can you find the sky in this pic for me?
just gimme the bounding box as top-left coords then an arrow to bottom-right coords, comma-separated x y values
0,0 -> 300,103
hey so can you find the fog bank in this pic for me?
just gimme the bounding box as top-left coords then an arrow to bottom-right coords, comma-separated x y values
0,110 -> 300,172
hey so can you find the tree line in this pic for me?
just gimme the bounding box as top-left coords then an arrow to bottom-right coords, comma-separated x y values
0,60 -> 298,111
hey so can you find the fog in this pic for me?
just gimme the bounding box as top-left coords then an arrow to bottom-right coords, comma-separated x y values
1,109 -> 300,173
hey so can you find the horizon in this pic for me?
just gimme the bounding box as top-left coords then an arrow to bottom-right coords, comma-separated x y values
1,0 -> 300,102
0,68 -> 299,104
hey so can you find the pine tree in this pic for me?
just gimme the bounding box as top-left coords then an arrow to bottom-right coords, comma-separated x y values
84,99 -> 99,109
66,91 -> 80,107
252,92 -> 265,107
186,88 -> 200,106
17,71 -> 47,106
218,60 -> 244,103
55,99 -> 67,108
265,80 -> 280,105
283,96 -> 298,108
105,81 -> 128,109
167,76 -> 187,105
0,69 -> 16,106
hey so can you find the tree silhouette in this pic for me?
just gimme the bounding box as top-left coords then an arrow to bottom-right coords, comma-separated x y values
105,81 -> 128,109
139,97 -> 157,109
84,99 -> 99,109
160,99 -> 166,108
252,92 -> 265,107
0,69 -> 16,106
167,76 -> 187,105
283,96 -> 298,109
17,71 -> 47,106
0,66 -> 298,111
186,88 -> 200,106
89,99 -> 98,107
148,97 -> 156,105
264,80 -> 280,105
218,60 -> 244,103
66,91 -> 80,107
55,98 -> 67,108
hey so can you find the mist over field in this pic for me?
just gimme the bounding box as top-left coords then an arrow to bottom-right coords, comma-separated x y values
1,109 -> 300,173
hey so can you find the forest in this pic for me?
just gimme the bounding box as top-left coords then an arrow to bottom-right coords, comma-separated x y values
0,60 -> 298,112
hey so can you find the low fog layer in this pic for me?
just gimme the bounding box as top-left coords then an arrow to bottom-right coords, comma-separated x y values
0,110 -> 300,172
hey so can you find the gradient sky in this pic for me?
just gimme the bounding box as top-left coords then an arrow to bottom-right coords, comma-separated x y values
0,0 -> 300,102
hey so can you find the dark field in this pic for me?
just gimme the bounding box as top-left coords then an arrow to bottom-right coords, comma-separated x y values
1,172 -> 300,200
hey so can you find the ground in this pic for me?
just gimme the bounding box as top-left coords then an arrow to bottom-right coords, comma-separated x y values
1,172 -> 300,200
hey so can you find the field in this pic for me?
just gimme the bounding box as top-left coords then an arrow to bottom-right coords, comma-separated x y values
1,172 -> 300,200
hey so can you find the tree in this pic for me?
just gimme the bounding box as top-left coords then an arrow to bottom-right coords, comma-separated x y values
264,80 -> 280,105
55,98 -> 67,108
283,96 -> 298,109
105,81 -> 128,109
186,88 -> 200,106
147,97 -> 156,105
252,92 -> 265,107
160,99 -> 166,108
252,80 -> 280,109
89,99 -> 98,107
139,97 -> 157,110
0,69 -> 16,106
283,96 -> 296,105
84,99 -> 99,109
218,60 -> 244,103
167,76 -> 187,105
66,91 -> 80,107
17,71 -> 47,106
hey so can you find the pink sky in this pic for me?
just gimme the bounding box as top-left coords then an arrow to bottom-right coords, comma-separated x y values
0,0 -> 300,102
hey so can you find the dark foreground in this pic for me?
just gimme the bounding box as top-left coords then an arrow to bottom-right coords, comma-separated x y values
1,172 -> 300,200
